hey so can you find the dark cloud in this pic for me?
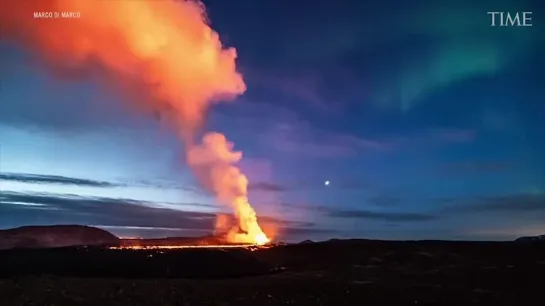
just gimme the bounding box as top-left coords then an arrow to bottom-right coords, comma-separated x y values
119,178 -> 203,194
280,227 -> 338,236
326,209 -> 439,222
0,192 -> 212,229
0,172 -> 121,188
447,193 -> 545,213
0,192 -> 315,234
0,172 -> 203,194
249,182 -> 286,192
281,202 -> 438,222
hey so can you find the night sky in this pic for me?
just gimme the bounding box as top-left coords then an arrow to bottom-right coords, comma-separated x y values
1,0 -> 544,242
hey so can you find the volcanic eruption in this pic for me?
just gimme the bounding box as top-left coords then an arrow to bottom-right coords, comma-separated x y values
0,0 -> 270,245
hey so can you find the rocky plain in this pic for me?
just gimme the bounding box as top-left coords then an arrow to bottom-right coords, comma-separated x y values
1,225 -> 544,306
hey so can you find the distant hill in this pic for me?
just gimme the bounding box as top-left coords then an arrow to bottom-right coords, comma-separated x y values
514,235 -> 545,244
0,225 -> 120,250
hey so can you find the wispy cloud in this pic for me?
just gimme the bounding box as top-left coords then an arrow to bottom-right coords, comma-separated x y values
211,99 -> 391,159
265,123 -> 476,160
367,196 -> 402,207
249,71 -> 329,110
390,127 -> 478,148
119,178 -> 202,193
265,120 -> 390,159
438,161 -> 514,176
0,172 -> 120,187
0,172 -> 205,195
215,98 -> 477,163
427,128 -> 477,143
326,209 -> 439,222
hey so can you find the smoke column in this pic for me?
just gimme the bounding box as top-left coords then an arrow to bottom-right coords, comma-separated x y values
0,0 -> 269,244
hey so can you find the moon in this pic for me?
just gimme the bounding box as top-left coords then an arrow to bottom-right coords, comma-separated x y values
324,180 -> 330,186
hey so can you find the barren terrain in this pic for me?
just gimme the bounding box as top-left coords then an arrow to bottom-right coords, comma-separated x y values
1,239 -> 544,305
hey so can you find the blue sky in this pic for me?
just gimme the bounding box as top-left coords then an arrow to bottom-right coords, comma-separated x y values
1,0 -> 544,242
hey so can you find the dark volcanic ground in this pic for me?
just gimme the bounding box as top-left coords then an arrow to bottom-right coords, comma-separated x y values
1,239 -> 544,306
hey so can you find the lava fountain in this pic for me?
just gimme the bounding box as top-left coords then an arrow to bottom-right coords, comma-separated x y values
0,0 -> 270,245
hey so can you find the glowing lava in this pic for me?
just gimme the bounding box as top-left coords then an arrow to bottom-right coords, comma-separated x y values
110,244 -> 272,251
0,0 -> 271,245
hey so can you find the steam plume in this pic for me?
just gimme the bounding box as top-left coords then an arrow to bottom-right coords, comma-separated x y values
0,0 -> 269,244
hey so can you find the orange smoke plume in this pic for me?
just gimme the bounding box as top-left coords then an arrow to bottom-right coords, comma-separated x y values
187,133 -> 269,244
0,0 -> 269,244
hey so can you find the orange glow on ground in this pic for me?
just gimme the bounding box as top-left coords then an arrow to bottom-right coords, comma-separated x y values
109,244 -> 275,251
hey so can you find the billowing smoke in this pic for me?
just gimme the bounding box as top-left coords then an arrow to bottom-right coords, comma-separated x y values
0,0 -> 269,244
187,133 -> 268,244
